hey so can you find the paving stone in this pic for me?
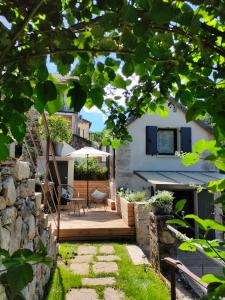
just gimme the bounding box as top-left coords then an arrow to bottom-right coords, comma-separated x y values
66,288 -> 99,300
126,245 -> 149,265
70,263 -> 89,275
104,287 -> 125,300
72,255 -> 93,263
82,277 -> 116,286
97,255 -> 120,262
78,245 -> 97,255
99,245 -> 115,254
93,262 -> 118,274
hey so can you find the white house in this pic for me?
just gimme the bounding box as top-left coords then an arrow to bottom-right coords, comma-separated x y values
116,101 -> 224,238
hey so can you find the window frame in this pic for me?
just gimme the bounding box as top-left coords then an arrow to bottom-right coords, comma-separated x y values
157,128 -> 177,155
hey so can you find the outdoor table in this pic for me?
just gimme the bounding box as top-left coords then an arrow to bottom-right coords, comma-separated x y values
69,198 -> 86,216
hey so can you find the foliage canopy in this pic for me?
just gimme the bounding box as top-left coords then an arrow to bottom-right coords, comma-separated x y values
1,1 -> 225,296
0,0 -> 225,155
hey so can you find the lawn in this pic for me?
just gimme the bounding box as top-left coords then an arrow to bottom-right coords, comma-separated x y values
46,243 -> 170,300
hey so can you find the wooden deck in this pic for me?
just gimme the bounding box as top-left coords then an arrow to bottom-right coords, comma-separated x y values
49,209 -> 136,241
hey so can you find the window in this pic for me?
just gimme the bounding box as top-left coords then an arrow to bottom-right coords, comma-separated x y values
146,126 -> 191,155
157,129 -> 177,155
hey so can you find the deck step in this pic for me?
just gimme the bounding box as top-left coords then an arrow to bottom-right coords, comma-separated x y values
54,227 -> 136,241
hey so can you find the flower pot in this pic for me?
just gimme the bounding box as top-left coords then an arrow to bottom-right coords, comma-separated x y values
53,142 -> 64,156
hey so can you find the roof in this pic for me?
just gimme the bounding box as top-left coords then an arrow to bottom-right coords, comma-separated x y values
79,116 -> 92,127
134,171 -> 225,189
128,98 -> 213,135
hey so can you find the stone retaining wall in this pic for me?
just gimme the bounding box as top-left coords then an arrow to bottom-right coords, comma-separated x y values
134,202 -> 151,255
149,212 -> 176,273
0,159 -> 57,300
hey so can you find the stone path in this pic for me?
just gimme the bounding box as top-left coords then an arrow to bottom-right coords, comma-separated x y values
126,245 -> 149,265
67,245 -> 125,300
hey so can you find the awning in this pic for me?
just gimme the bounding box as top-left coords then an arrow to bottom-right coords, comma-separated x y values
134,171 -> 225,190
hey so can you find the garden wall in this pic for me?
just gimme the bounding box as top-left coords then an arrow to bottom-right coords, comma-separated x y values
74,180 -> 109,200
134,202 -> 151,255
0,159 -> 57,300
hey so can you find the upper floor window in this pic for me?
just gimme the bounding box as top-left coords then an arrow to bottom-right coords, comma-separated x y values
157,129 -> 177,155
146,126 -> 192,155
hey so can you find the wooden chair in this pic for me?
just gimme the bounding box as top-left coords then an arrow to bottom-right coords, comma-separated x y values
61,184 -> 86,216
90,187 -> 108,211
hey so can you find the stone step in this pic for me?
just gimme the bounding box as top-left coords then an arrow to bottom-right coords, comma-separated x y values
82,277 -> 116,286
126,245 -> 149,265
66,288 -> 99,300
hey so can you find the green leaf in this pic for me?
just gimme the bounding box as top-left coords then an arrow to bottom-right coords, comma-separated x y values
166,219 -> 189,228
39,240 -> 47,256
193,139 -> 217,153
156,105 -> 168,117
179,241 -> 197,252
135,43 -> 149,63
182,153 -> 199,166
184,215 -> 225,232
67,81 -> 87,112
201,274 -> 225,284
90,87 -> 104,109
12,249 -> 33,259
45,94 -> 63,114
184,214 -> 207,230
122,62 -> 134,77
37,64 -> 49,81
215,160 -> 225,171
36,80 -> 57,103
6,263 -> 33,298
112,139 -> 121,149
175,199 -> 187,213
0,249 -> 10,258
207,179 -> 225,193
113,75 -> 130,88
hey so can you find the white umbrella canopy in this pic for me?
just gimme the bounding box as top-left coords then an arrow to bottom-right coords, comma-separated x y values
67,146 -> 111,158
67,147 -> 111,207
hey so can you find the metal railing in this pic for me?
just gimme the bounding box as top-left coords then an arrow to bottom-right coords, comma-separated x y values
163,257 -> 208,300
164,225 -> 225,299
25,112 -> 62,241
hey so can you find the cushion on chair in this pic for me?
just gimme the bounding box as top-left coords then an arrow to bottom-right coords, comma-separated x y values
91,189 -> 107,201
62,188 -> 72,200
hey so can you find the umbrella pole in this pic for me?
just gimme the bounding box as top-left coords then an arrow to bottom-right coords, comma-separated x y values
87,154 -> 89,207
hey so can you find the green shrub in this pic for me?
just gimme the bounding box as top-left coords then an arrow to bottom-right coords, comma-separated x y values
38,115 -> 72,144
146,190 -> 174,214
150,190 -> 174,204
74,157 -> 109,180
118,188 -> 146,203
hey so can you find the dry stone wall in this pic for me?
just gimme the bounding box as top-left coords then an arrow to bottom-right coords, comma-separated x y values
0,159 -> 57,300
134,202 -> 151,255
149,212 -> 176,273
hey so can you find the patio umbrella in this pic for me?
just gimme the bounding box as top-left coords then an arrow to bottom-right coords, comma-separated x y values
67,147 -> 111,206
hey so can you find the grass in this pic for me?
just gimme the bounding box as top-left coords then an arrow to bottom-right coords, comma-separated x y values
46,243 -> 170,300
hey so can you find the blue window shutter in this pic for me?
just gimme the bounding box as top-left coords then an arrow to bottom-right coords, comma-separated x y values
180,127 -> 192,152
146,126 -> 157,155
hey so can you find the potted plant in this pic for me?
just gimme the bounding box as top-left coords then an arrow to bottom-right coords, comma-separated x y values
147,190 -> 174,215
117,188 -> 146,226
38,116 -> 72,156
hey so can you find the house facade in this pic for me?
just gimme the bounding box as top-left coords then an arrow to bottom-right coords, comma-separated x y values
116,102 -> 224,238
